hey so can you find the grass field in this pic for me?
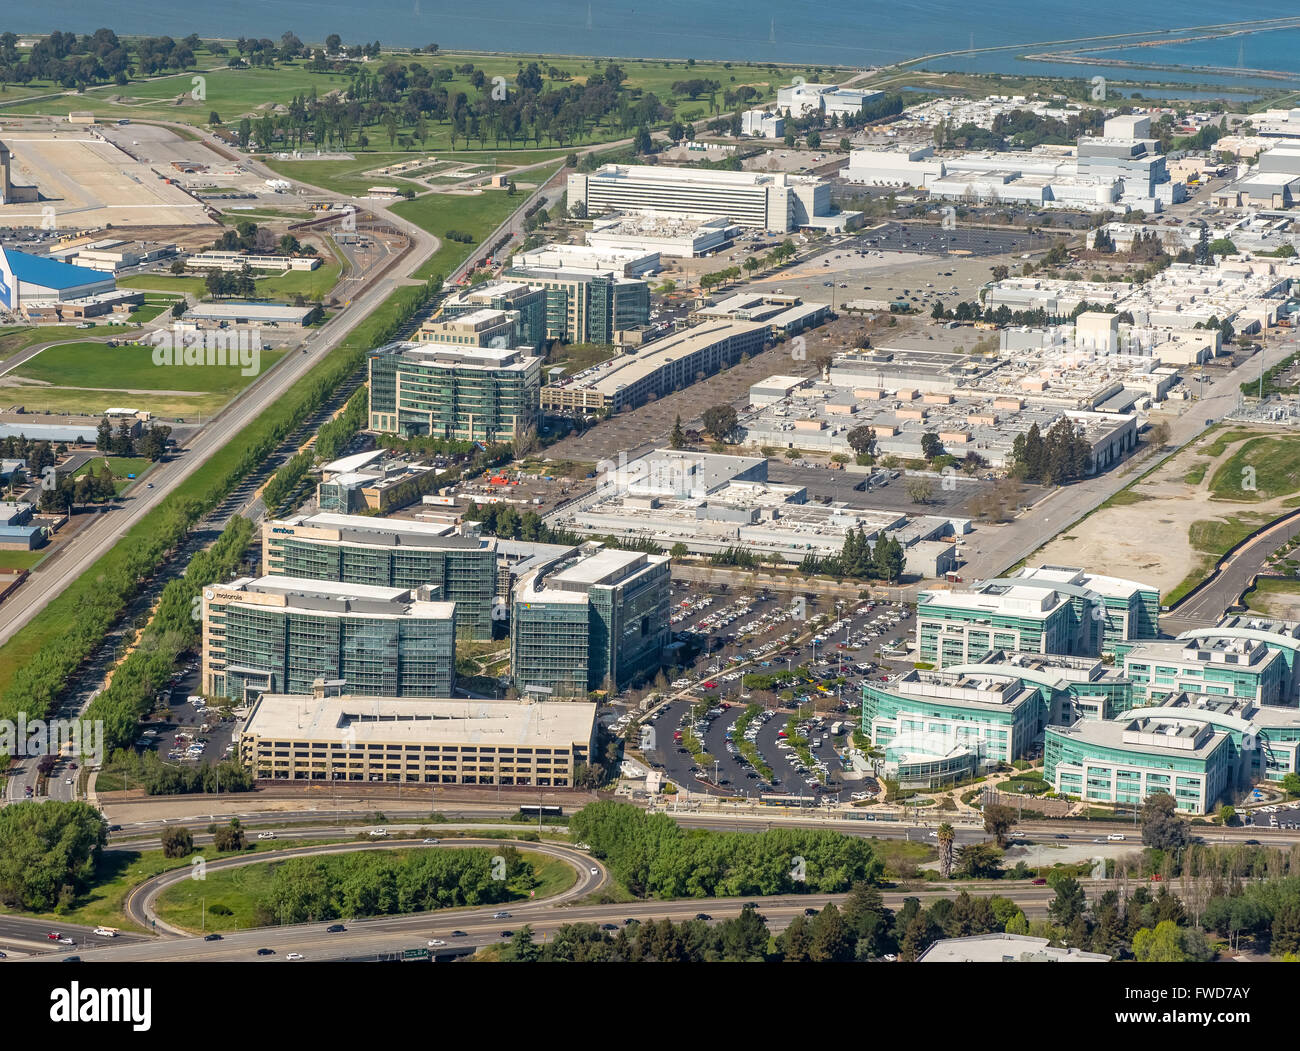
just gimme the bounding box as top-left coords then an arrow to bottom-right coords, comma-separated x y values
73,456 -> 155,494
1245,575 -> 1300,616
1209,434 -> 1300,502
1165,512 -> 1277,604
0,324 -> 136,361
0,385 -> 226,419
0,549 -> 48,571
12,342 -> 286,396
152,846 -> 574,933
118,275 -> 208,297
392,168 -> 563,281
121,263 -> 341,302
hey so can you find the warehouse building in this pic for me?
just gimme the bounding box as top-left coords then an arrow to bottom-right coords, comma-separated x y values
0,246 -> 116,312
183,302 -> 319,328
238,690 -> 595,787
776,82 -> 883,119
367,341 -> 541,443
511,547 -> 670,699
201,576 -> 457,700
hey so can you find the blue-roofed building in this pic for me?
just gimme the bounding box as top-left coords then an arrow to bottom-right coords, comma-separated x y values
0,246 -> 116,312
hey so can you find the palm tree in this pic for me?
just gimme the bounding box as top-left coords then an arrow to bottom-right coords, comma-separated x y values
937,823 -> 956,880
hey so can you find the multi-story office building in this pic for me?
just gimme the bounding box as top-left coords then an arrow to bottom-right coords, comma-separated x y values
1124,636 -> 1289,707
367,342 -> 541,443
1045,713 -> 1235,813
945,650 -> 1135,722
917,567 -> 1159,667
439,281 -> 548,352
501,264 -> 650,344
510,548 -> 670,698
414,308 -> 518,349
862,668 -> 1043,786
1176,615 -> 1300,705
567,164 -> 850,233
262,514 -> 499,641
1005,566 -> 1159,657
239,690 -> 595,787
201,576 -> 457,700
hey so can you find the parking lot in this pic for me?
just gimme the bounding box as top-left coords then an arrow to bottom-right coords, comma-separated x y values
635,584 -> 918,797
855,221 -> 1047,258
765,460 -> 1004,517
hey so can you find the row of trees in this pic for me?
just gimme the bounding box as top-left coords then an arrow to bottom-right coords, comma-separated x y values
105,749 -> 253,795
264,846 -> 533,923
1007,418 -> 1094,485
798,526 -> 905,583
569,801 -> 883,898
0,801 -> 107,912
96,418 -> 172,461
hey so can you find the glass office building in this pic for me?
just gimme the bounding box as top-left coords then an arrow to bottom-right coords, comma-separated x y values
510,548 -> 670,699
368,341 -> 541,443
1045,715 -> 1234,813
1123,637 -> 1288,707
439,282 -> 548,352
202,576 -> 456,700
263,514 -> 498,641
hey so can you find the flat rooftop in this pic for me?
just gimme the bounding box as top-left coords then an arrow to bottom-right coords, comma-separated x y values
243,695 -> 596,748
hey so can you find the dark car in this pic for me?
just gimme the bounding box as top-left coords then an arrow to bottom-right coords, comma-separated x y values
204,933 -> 222,941
1031,878 -> 1047,885
500,930 -> 515,939
1054,834 -> 1069,840
62,956 -> 81,963
695,913 -> 712,921
804,907 -> 819,916
1244,839 -> 1261,845
600,923 -> 618,931
256,948 -> 275,956
623,918 -> 639,926
326,924 -> 346,933
451,931 -> 468,938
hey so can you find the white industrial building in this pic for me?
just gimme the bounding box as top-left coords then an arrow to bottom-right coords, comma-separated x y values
585,212 -> 739,258
567,164 -> 856,233
184,250 -> 322,272
775,82 -> 883,119
843,114 -> 1182,213
510,241 -> 660,278
545,448 -> 966,579
742,109 -> 784,139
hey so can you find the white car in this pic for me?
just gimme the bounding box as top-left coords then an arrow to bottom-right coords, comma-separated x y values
590,867 -> 599,875
257,831 -> 277,840
428,939 -> 447,947
286,952 -> 305,961
370,828 -> 388,837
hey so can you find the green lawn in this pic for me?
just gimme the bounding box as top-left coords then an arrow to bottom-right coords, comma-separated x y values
0,324 -> 135,361
1165,512 -> 1276,605
1209,434 -> 1300,502
13,341 -> 286,395
73,456 -> 154,494
0,549 -> 48,571
545,341 -> 618,375
0,385 -> 227,420
1199,427 -> 1259,459
392,169 -> 562,281
119,275 -> 208,297
121,264 -> 341,302
1183,463 -> 1208,486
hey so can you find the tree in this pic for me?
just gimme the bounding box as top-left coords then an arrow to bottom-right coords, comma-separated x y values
669,415 -> 685,449
936,823 -> 956,879
701,405 -> 738,443
806,130 -> 821,149
669,542 -> 688,559
1048,875 -> 1086,926
633,126 -> 653,154
161,826 -> 194,858
983,803 -> 1016,847
0,801 -> 108,911
1005,910 -> 1029,935
920,432 -> 943,460
213,821 -> 245,852
905,477 -> 934,505
778,913 -> 813,961
1284,772 -> 1300,799
1140,792 -> 1188,853
1218,804 -> 1236,826
808,902 -> 853,962
846,425 -> 877,459
955,842 -> 1002,879
1272,903 -> 1300,957
1131,919 -> 1188,962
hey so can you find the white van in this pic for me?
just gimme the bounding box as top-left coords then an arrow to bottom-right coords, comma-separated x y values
1106,833 -> 1125,842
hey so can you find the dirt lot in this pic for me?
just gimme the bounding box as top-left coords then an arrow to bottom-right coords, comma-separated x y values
1034,426 -> 1293,597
